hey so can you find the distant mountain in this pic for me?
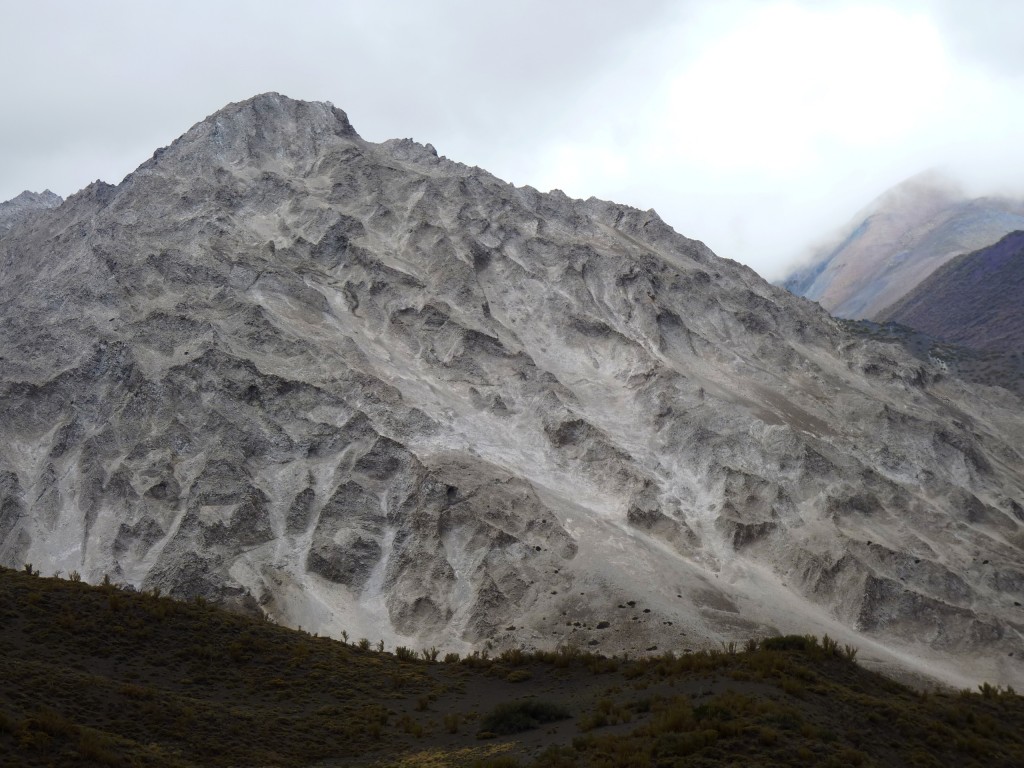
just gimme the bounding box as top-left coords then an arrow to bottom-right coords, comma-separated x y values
879,230 -> 1024,352
781,173 -> 1024,319
0,189 -> 62,234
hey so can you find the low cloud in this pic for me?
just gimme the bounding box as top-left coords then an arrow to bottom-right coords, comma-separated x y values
2,0 -> 1022,280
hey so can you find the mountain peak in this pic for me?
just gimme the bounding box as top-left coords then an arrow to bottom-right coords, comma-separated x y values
0,189 -> 63,233
140,92 -> 359,174
1,189 -> 62,209
207,92 -> 358,137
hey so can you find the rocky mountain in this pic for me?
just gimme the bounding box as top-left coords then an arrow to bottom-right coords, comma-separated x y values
1,93 -> 1023,689
0,189 -> 62,234
879,230 -> 1024,353
781,172 -> 1024,319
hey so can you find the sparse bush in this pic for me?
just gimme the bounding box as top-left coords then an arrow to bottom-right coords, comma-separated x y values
500,648 -> 526,665
76,727 -> 125,766
394,645 -> 417,661
652,729 -> 719,757
762,634 -> 815,652
68,570 -> 81,582
780,676 -> 806,698
357,638 -> 371,650
479,699 -> 571,735
443,651 -> 461,663
821,634 -> 839,655
470,758 -> 519,768
979,681 -> 1004,699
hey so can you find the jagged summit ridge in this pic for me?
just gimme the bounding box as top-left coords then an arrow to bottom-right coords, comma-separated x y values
132,93 -> 359,182
0,189 -> 62,233
1,94 -> 1023,690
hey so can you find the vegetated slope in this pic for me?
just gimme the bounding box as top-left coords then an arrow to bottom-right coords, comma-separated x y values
879,230 -> 1024,352
4,567 -> 1024,768
1,94 -> 1024,690
0,190 -> 62,234
781,172 -> 1024,319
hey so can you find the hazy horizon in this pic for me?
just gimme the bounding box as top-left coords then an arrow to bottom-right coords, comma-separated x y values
3,0 -> 1023,280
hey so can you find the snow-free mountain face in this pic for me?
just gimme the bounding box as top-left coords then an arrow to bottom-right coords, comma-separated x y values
0,189 -> 62,234
782,173 -> 1024,320
2,94 -> 1023,688
880,230 -> 1024,353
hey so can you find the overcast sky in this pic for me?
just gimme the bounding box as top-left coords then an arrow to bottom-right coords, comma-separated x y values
3,0 -> 1023,279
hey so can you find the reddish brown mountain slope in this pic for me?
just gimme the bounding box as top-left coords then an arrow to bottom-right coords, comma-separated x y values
880,230 -> 1024,352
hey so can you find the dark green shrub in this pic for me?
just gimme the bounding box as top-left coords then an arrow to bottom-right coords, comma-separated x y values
480,699 -> 570,735
762,635 -> 815,651
652,729 -> 719,757
499,648 -> 526,665
76,728 -> 125,766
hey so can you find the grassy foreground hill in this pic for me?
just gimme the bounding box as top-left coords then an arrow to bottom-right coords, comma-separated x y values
2,566 -> 1024,767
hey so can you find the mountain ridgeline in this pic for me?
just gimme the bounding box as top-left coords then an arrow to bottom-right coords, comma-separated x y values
1,94 -> 1023,689
0,189 -> 62,234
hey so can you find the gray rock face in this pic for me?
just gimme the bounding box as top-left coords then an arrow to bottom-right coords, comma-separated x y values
0,189 -> 62,234
2,93 -> 1024,687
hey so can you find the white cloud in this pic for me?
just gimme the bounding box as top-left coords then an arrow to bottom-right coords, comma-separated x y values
527,2 -> 1024,278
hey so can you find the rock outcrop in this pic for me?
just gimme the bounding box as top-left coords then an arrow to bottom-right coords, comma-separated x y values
0,189 -> 62,234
